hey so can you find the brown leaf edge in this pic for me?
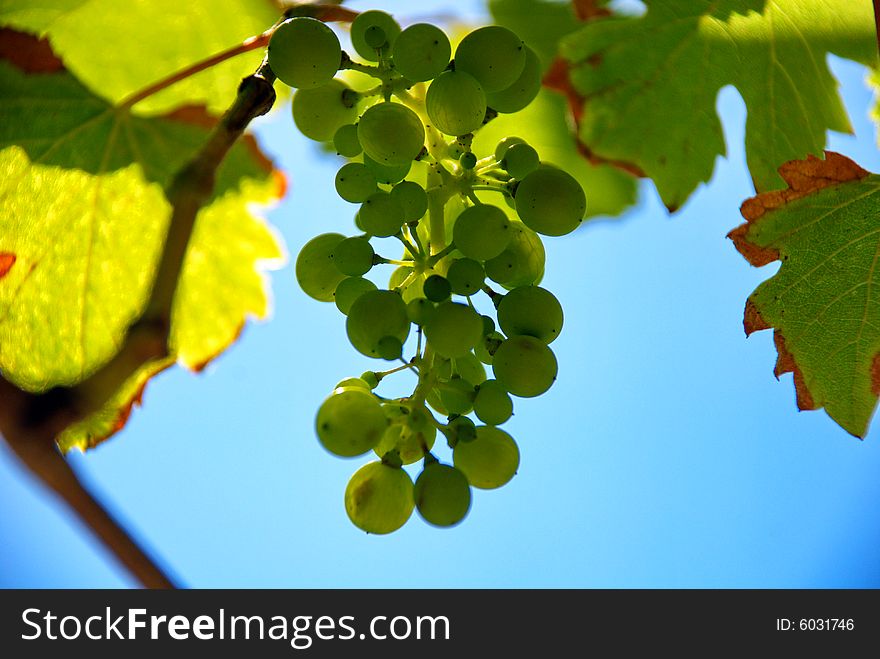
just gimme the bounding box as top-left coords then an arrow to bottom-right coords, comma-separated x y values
0,30 -> 286,449
729,151 -> 873,431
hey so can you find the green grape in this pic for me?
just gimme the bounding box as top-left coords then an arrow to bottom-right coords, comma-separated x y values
446,258 -> 485,296
459,151 -> 478,170
361,371 -> 380,389
358,102 -> 425,166
426,70 -> 486,136
501,143 -> 539,179
481,315 -> 496,335
406,298 -> 436,326
374,405 -> 436,465
268,17 -> 341,90
423,275 -> 451,302
333,123 -> 362,157
475,331 -> 505,365
316,389 -> 386,457
452,204 -> 511,261
492,335 -> 557,397
439,377 -> 476,415
292,80 -> 358,142
448,416 -> 477,443
473,379 -> 513,425
426,389 -> 449,416
346,290 -> 410,358
494,136 -> 525,161
515,166 -> 586,236
334,377 -> 372,392
392,23 -> 451,82
453,426 -> 519,489
414,462 -> 471,527
332,236 -> 374,276
424,301 -> 483,358
484,221 -> 545,289
334,276 -> 378,314
345,461 -> 414,534
391,181 -> 428,221
363,154 -> 411,184
486,46 -> 541,113
296,233 -> 347,302
359,192 -> 405,237
335,162 -> 377,203
351,10 -> 401,62
389,266 -> 426,303
454,26 -> 526,93
496,286 -> 563,344
436,352 -> 486,384
377,335 -> 403,360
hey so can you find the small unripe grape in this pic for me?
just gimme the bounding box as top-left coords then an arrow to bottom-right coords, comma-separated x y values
296,233 -> 347,302
414,463 -> 471,527
496,286 -> 563,344
486,46 -> 542,113
351,10 -> 401,61
426,70 -> 486,136
392,23 -> 451,82
332,236 -> 374,276
515,166 -> 586,236
333,124 -> 362,157
492,335 -> 557,397
423,275 -> 451,302
424,302 -> 483,358
454,426 -> 519,489
345,462 -> 414,534
454,26 -> 526,93
268,18 -> 341,90
292,80 -> 358,142
358,102 -> 425,166
316,389 -> 386,457
335,162 -> 377,203
452,204 -> 511,261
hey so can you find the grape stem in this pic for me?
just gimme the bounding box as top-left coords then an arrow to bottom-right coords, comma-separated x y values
375,361 -> 418,379
0,52 -> 279,589
426,243 -> 456,267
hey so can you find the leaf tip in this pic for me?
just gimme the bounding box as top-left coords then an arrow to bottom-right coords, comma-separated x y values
772,331 -> 817,412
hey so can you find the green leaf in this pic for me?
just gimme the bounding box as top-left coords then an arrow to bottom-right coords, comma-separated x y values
473,88 -> 637,219
0,56 -> 284,449
561,0 -> 877,211
0,0 -> 279,115
729,152 -> 880,437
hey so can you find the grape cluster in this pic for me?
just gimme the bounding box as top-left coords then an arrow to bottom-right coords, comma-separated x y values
270,11 -> 586,533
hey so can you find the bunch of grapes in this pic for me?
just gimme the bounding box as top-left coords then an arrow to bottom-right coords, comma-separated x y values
268,10 -> 586,533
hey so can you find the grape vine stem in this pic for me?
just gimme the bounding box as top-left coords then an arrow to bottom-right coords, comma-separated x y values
0,55 -> 279,589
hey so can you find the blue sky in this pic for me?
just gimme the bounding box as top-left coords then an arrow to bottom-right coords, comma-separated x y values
2,1 -> 880,588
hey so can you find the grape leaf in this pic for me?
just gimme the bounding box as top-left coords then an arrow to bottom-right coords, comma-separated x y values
559,0 -> 877,211
729,152 -> 880,437
0,0 -> 279,115
486,0 -> 636,219
0,46 -> 284,450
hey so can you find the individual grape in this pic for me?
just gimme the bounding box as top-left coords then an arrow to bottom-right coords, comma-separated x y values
492,335 -> 557,397
454,352 -> 487,385
496,286 -> 563,344
361,371 -> 380,389
358,102 -> 425,166
406,298 -> 436,326
515,166 -> 586,236
414,462 -> 471,527
475,331 -> 505,365
335,162 -> 377,203
501,143 -> 539,179
448,416 -> 477,443
446,258 -> 485,296
332,236 -> 374,276
494,136 -> 526,161
316,389 -> 386,457
268,17 -> 341,90
424,301 -> 483,358
334,276 -> 378,314
390,181 -> 428,221
374,404 -> 436,465
333,123 -> 362,157
452,204 -> 511,261
453,426 -> 519,489
345,461 -> 414,534
350,10 -> 401,61
484,221 -> 545,289
486,46 -> 541,113
473,379 -> 513,425
459,151 -> 477,170
359,192 -> 405,237
454,26 -> 526,93
346,290 -> 410,358
333,377 -> 372,392
392,23 -> 451,82
377,335 -> 403,360
439,377 -> 476,415
426,70 -> 486,136
363,154 -> 411,184
296,233 -> 347,302
292,80 -> 358,142
423,275 -> 451,302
